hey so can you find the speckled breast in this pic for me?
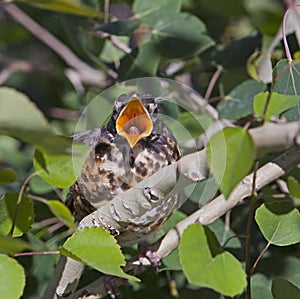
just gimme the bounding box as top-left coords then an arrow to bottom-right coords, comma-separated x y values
77,133 -> 180,212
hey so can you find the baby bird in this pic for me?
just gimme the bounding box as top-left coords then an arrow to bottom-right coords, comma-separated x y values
67,93 -> 181,245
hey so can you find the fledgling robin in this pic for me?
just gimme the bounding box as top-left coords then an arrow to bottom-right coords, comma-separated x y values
66,93 -> 181,245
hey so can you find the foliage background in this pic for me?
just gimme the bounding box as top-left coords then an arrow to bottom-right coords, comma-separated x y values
0,0 -> 300,299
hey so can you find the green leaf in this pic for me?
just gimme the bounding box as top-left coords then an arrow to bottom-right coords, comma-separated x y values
98,19 -> 141,36
0,169 -> 17,184
62,227 -> 139,281
179,224 -> 246,296
217,80 -> 266,120
46,200 -> 75,230
100,36 -> 129,63
161,210 -> 186,234
0,193 -> 35,237
152,13 -> 214,58
29,175 -> 53,195
0,232 -> 34,254
287,176 -> 300,197
214,31 -> 262,70
200,0 -> 246,17
133,0 -> 181,26
0,87 -> 50,132
272,277 -> 300,299
0,254 -> 25,299
0,87 -> 72,154
33,144 -> 88,188
0,136 -> 27,170
118,43 -> 161,81
206,127 -> 255,199
283,106 -> 300,121
253,92 -> 300,121
208,218 -> 241,249
247,51 -> 261,81
18,0 -> 104,18
273,60 -> 300,95
162,249 -> 181,271
251,274 -> 273,299
255,202 -> 300,246
257,256 -> 300,289
33,149 -> 75,188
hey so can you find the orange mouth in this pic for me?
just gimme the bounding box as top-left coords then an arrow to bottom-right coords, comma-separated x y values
116,95 -> 153,148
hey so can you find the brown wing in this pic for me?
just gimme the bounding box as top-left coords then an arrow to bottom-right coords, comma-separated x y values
66,128 -> 116,220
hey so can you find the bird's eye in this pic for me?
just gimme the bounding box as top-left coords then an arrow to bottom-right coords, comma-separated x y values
148,103 -> 157,114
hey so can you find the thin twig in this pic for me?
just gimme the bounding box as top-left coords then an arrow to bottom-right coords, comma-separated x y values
221,234 -> 245,248
34,217 -> 61,229
110,36 -> 132,54
166,271 -> 179,298
104,0 -> 110,24
281,3 -> 299,62
28,194 -> 70,233
48,221 -> 66,233
204,65 -> 223,101
9,172 -> 37,236
207,95 -> 225,104
257,193 -> 289,200
49,107 -> 80,121
222,210 -> 231,244
245,160 -> 259,299
261,88 -> 273,123
251,242 -> 271,274
53,188 -> 65,201
28,194 -> 48,204
14,250 -> 60,257
87,29 -> 132,54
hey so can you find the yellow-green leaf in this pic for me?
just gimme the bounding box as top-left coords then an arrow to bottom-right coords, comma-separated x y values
254,92 -> 300,121
0,232 -> 34,254
62,227 -> 139,281
33,146 -> 87,189
272,277 -> 300,299
255,202 -> 300,246
0,87 -> 73,154
287,176 -> 300,197
0,169 -> 17,184
0,193 -> 35,237
179,224 -> 246,296
18,0 -> 104,18
0,254 -> 25,299
46,200 -> 75,230
206,127 -> 255,199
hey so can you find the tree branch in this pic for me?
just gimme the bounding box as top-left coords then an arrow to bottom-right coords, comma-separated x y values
74,146 -> 300,299
3,3 -> 110,87
45,121 -> 300,299
0,53 -> 61,84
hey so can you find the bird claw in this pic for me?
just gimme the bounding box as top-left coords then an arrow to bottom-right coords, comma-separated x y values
145,249 -> 161,269
138,241 -> 161,270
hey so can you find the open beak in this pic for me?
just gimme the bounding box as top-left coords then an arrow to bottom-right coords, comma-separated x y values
116,95 -> 153,148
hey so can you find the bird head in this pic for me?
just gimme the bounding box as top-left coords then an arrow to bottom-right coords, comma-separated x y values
113,94 -> 158,148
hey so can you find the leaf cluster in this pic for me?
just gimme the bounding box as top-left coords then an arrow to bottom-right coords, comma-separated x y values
0,1 -> 300,299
